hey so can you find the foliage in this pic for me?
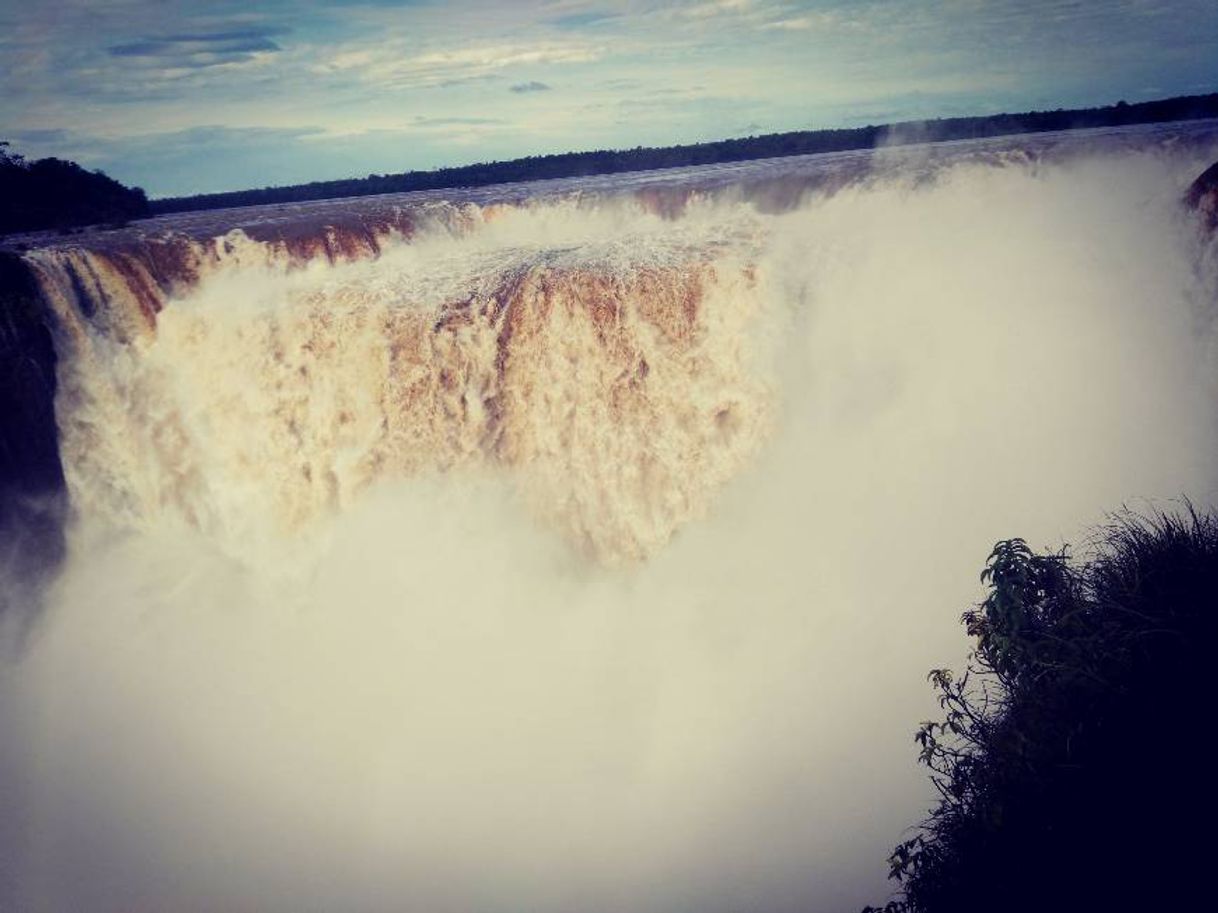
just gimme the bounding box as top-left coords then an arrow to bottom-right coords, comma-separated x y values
0,142 -> 149,235
864,507 -> 1218,913
150,93 -> 1218,214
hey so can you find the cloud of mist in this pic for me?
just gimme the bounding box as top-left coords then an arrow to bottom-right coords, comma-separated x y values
2,147 -> 1217,913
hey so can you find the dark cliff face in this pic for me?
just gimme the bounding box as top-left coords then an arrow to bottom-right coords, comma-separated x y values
1185,161 -> 1218,233
0,252 -> 66,622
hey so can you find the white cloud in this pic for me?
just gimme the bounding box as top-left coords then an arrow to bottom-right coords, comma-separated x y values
2,0 -> 1215,193
311,38 -> 603,87
760,15 -> 815,31
677,0 -> 756,19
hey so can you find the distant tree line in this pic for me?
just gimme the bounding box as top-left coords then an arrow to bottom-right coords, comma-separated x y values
0,142 -> 149,235
152,93 -> 1218,214
863,507 -> 1218,913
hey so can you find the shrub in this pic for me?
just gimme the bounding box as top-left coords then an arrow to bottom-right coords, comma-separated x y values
865,506 -> 1218,913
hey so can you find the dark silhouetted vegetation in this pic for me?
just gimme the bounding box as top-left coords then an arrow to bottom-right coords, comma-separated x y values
0,142 -> 149,236
151,93 -> 1218,214
863,507 -> 1218,913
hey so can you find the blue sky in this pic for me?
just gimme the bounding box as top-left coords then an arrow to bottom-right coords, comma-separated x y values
2,0 -> 1215,197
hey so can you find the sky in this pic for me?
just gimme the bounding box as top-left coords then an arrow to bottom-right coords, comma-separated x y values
2,0 -> 1216,197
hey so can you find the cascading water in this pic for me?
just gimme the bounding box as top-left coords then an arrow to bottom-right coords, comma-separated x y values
28,204 -> 773,564
2,123 -> 1218,913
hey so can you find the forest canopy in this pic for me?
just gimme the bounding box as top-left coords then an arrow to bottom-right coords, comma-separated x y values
4,93 -> 1216,228
0,142 -> 150,236
151,93 -> 1218,214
